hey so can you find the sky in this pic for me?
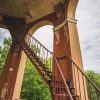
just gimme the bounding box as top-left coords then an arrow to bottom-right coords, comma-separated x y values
76,0 -> 100,73
0,0 -> 100,73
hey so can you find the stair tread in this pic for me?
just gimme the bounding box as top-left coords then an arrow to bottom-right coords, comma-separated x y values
53,94 -> 79,97
51,85 -> 75,89
51,85 -> 66,89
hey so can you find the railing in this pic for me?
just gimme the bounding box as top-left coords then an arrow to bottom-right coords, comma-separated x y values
58,54 -> 100,100
24,33 -> 73,100
25,33 -> 52,73
52,56 -> 73,100
16,32 -> 100,100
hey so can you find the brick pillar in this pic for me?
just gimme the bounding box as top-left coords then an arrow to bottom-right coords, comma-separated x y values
53,3 -> 73,82
0,42 -> 26,100
0,16 -> 27,100
67,0 -> 88,99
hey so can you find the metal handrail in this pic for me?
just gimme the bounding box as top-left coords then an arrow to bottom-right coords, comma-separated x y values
57,54 -> 100,99
53,56 -> 73,100
26,33 -> 73,100
64,54 -> 100,93
28,33 -> 52,54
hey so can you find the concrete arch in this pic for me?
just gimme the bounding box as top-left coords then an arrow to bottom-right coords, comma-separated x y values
28,20 -> 53,35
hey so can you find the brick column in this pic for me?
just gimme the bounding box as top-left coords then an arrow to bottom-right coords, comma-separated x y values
0,42 -> 26,100
67,0 -> 88,99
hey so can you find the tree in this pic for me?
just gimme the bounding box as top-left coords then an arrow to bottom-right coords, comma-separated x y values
85,70 -> 100,99
0,37 -> 12,74
20,59 -> 52,100
0,37 -> 100,100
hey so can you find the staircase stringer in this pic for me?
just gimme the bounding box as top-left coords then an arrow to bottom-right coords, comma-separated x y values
19,40 -> 49,84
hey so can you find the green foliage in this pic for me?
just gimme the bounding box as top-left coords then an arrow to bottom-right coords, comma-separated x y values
1,37 -> 100,100
20,59 -> 52,100
3,37 -> 12,48
31,44 -> 40,53
0,37 -> 52,100
85,70 -> 100,88
0,37 -> 12,74
85,70 -> 100,99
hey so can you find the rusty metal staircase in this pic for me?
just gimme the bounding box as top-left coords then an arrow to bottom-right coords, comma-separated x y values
16,33 -> 100,100
16,33 -> 78,100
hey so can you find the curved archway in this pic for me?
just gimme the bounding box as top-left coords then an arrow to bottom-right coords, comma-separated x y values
28,20 -> 54,52
28,20 -> 53,35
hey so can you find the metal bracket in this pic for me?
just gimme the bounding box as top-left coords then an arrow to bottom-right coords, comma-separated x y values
67,17 -> 77,24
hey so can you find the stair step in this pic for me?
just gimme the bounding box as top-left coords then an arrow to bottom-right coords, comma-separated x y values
26,52 -> 52,78
35,62 -> 49,70
53,94 -> 66,96
51,86 -> 75,94
53,94 -> 79,100
31,59 -> 37,62
41,67 -> 50,73
51,86 -> 74,89
41,70 -> 52,76
20,41 -> 52,81
67,95 -> 79,100
51,86 -> 65,89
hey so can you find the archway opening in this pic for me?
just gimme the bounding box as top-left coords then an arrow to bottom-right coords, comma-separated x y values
20,25 -> 53,99
33,25 -> 54,52
0,28 -> 11,75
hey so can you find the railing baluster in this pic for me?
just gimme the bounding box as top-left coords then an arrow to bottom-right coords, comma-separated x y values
42,47 -> 45,63
46,51 -> 48,68
39,44 -> 41,57
87,80 -> 90,100
50,54 -> 52,71
73,63 -> 77,95
62,54 -> 100,100
82,74 -> 86,100
77,68 -> 81,100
